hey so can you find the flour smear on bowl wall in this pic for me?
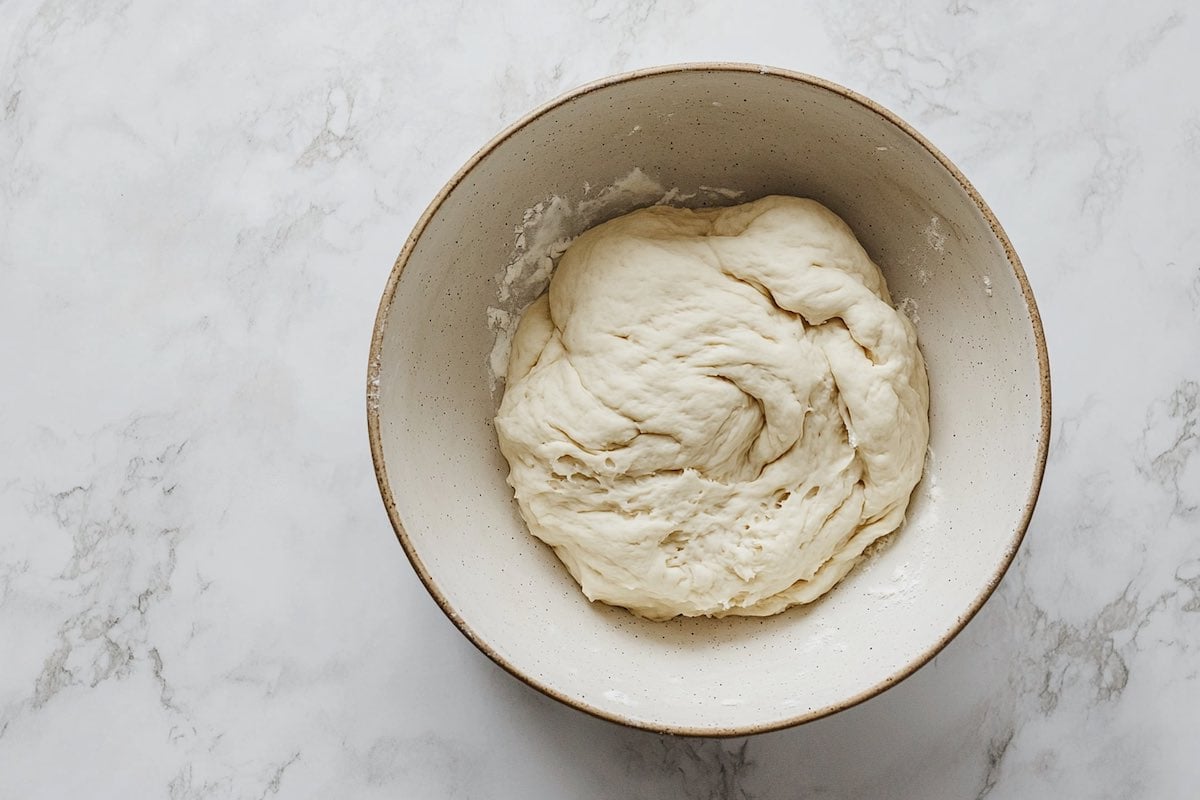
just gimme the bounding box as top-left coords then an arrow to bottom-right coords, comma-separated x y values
367,63 -> 1050,735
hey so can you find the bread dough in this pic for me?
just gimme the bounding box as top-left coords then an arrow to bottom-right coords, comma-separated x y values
494,196 -> 929,620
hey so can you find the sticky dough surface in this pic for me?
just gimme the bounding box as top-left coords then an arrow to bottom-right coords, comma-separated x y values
494,196 -> 929,620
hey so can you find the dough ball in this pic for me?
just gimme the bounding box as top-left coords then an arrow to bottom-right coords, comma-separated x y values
494,196 -> 929,620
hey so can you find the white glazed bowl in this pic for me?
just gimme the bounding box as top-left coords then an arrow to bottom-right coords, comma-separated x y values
368,64 -> 1050,735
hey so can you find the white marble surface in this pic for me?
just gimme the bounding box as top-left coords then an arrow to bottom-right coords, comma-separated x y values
1,1 -> 1197,797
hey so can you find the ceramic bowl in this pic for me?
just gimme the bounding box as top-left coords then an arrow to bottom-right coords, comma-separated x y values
367,63 -> 1050,735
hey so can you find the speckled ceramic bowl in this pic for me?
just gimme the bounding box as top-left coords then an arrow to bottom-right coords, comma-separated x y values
368,63 -> 1050,735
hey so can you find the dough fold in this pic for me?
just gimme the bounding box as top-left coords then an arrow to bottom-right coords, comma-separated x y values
495,196 -> 929,620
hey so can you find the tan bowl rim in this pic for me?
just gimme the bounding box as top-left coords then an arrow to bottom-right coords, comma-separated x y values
366,61 -> 1052,737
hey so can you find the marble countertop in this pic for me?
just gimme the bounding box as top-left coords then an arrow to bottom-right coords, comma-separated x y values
2,1 -> 1197,797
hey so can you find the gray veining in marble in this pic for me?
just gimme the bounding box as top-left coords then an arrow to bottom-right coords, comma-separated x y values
1,1 -> 1198,797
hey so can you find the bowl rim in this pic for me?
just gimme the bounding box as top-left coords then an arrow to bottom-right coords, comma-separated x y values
366,61 -> 1052,737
